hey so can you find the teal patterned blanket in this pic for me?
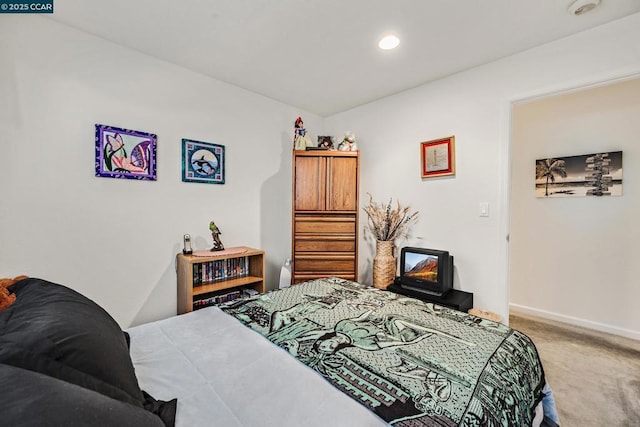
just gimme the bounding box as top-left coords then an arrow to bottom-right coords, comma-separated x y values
221,278 -> 545,426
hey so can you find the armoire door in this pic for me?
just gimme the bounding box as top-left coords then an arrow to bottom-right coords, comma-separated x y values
326,156 -> 358,211
294,156 -> 325,211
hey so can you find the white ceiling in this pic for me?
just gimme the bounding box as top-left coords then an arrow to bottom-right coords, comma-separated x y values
48,0 -> 640,117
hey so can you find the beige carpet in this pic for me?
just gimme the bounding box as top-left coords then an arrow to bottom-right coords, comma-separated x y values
509,312 -> 640,427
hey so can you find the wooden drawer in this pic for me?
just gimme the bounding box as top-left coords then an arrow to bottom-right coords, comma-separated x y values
294,253 -> 355,273
294,237 -> 355,252
295,216 -> 355,234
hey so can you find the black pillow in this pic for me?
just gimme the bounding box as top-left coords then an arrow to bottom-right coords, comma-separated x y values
0,345 -> 144,407
0,278 -> 145,405
0,278 -> 177,426
0,363 -> 166,427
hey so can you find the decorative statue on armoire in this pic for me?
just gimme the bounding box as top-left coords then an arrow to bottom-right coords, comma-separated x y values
293,116 -> 314,150
338,131 -> 358,151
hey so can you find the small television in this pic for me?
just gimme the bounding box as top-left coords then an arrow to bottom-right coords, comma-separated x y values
397,247 -> 453,296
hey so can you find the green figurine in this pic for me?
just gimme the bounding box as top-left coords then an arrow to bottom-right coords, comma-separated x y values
209,221 -> 225,251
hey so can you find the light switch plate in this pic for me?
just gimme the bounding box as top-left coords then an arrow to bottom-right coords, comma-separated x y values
479,202 -> 489,217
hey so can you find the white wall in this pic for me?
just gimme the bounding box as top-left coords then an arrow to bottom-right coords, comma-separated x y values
3,13 -> 640,336
325,12 -> 640,333
0,16 -> 321,327
510,78 -> 640,339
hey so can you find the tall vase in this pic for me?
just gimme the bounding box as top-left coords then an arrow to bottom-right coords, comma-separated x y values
373,240 -> 396,290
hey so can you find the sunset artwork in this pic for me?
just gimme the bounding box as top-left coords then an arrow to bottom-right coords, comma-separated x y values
403,252 -> 438,282
535,151 -> 622,198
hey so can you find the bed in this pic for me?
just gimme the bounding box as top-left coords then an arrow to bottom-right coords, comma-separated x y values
1,277 -> 554,426
127,277 -> 552,426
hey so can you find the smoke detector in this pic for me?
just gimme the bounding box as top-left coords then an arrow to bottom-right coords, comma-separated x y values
568,0 -> 601,16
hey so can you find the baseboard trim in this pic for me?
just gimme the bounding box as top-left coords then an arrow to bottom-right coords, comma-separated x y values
509,303 -> 640,341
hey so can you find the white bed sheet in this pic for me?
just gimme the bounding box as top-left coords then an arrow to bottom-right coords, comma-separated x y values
127,307 -> 388,427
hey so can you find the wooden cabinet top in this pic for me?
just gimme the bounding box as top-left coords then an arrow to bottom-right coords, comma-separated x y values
293,150 -> 359,158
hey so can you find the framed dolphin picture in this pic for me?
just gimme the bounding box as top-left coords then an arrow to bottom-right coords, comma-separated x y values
182,138 -> 225,184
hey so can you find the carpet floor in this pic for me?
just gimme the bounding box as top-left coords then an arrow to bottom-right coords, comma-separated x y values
509,312 -> 640,427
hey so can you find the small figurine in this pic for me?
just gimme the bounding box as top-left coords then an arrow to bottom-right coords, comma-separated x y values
293,117 -> 314,150
337,131 -> 358,151
209,221 -> 225,251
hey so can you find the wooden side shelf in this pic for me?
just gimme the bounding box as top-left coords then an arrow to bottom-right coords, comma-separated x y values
176,247 -> 265,314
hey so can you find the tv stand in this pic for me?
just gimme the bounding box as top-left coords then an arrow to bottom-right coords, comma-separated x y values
387,283 -> 473,312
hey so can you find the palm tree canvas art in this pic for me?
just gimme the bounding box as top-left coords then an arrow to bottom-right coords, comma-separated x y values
535,151 -> 623,198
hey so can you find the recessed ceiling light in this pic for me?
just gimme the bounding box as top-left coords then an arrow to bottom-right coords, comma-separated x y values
568,0 -> 601,16
378,34 -> 400,50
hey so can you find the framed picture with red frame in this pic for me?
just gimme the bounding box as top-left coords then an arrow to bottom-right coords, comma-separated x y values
421,136 -> 455,179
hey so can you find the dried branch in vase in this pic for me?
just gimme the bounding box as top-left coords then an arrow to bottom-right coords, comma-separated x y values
363,193 -> 418,242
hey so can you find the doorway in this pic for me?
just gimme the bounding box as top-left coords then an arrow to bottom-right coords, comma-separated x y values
507,76 -> 640,338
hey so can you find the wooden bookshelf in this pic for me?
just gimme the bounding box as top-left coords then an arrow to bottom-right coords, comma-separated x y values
176,247 -> 265,314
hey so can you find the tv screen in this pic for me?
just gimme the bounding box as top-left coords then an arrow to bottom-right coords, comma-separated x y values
403,252 -> 439,281
398,247 -> 453,296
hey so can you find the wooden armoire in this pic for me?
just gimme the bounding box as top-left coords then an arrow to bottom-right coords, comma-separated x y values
291,150 -> 359,284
